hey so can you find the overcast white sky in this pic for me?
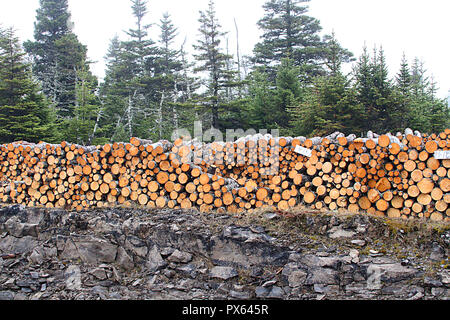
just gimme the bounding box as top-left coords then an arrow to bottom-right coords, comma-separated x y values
0,0 -> 449,98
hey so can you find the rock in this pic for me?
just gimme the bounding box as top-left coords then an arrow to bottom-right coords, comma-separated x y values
115,247 -> 135,271
408,291 -> 424,300
267,286 -> 285,299
367,263 -> 417,284
370,256 -> 395,264
92,285 -> 108,299
16,279 -> 33,288
288,252 -> 303,262
109,292 -> 122,300
288,270 -> 307,287
29,249 -> 44,265
0,291 -> 14,300
73,238 -> 118,264
349,249 -> 360,263
210,266 -> 238,280
250,267 -> 264,278
160,247 -> 175,257
351,239 -> 366,247
5,216 -> 39,238
224,225 -> 274,243
167,250 -> 193,263
424,277 -> 442,287
146,246 -> 167,272
13,292 -> 28,300
230,290 -> 251,299
299,254 -> 341,269
0,235 -> 38,255
65,265 -> 82,291
31,292 -> 44,300
163,269 -> 176,278
255,286 -> 269,298
262,279 -> 277,287
124,236 -> 148,258
441,271 -> 450,286
306,268 -> 339,285
430,243 -> 445,261
4,278 -> 16,288
264,213 -> 279,220
90,268 -> 108,280
176,264 -> 197,278
313,284 -> 339,294
431,287 -> 446,297
328,227 -> 356,239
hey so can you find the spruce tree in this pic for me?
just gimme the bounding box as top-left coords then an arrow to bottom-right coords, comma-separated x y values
100,0 -> 158,141
322,32 -> 354,77
242,69 -> 277,130
396,53 -> 412,96
99,36 -> 129,142
407,61 -> 449,133
244,58 -> 302,133
24,0 -> 93,119
253,0 -> 327,82
0,28 -> 55,143
290,64 -> 363,136
353,46 -> 388,132
152,13 -> 184,139
193,0 -> 239,129
63,65 -> 104,145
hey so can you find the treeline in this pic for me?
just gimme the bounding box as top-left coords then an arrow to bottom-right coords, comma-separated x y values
0,0 -> 448,145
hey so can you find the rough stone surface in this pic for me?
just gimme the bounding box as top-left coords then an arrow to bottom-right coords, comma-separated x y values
167,250 -> 193,264
0,205 -> 448,300
210,267 -> 238,280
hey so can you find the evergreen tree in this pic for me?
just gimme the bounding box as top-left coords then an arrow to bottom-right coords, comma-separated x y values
253,0 -> 327,82
244,58 -> 302,133
98,36 -> 130,142
396,53 -> 412,96
407,62 -> 449,133
171,39 -> 202,134
121,0 -> 158,140
242,69 -> 277,130
24,0 -> 93,119
290,64 -> 363,136
53,33 -> 92,117
100,0 -> 158,142
193,0 -> 239,129
63,66 -> 105,145
152,13 -> 184,139
0,27 -> 55,143
322,32 -> 354,77
353,46 -> 395,133
274,58 -> 303,131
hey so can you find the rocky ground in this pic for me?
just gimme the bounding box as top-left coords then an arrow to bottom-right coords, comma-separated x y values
0,204 -> 448,300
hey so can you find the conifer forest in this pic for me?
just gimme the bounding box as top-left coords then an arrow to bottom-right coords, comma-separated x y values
0,0 -> 448,145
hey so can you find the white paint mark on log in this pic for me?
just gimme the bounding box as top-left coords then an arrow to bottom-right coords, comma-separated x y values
294,145 -> 312,157
434,150 -> 450,160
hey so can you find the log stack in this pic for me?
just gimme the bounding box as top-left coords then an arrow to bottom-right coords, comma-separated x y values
1,129 -> 449,222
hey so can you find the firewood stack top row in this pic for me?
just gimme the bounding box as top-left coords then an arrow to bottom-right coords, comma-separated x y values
1,128 -> 450,222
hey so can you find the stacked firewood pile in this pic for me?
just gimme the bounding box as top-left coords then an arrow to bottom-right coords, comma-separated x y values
1,129 -> 449,221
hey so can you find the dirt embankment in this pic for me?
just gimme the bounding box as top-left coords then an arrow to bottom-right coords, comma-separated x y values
0,205 -> 448,300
